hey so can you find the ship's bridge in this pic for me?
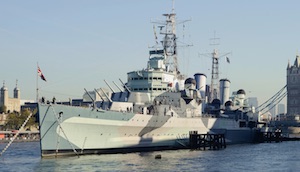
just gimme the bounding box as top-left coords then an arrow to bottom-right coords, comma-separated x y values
126,49 -> 177,100
127,70 -> 175,98
148,49 -> 166,71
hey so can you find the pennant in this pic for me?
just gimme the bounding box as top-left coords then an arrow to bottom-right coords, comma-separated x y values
226,56 -> 230,64
38,66 -> 47,82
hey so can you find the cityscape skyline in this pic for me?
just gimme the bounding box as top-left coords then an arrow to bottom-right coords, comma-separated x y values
1,1 -> 299,106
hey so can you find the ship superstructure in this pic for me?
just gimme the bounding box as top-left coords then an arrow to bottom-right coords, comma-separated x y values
38,7 -> 260,157
126,9 -> 185,102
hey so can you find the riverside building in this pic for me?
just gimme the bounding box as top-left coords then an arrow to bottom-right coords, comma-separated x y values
0,81 -> 20,113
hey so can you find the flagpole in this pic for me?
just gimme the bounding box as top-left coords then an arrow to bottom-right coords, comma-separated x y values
36,62 -> 39,102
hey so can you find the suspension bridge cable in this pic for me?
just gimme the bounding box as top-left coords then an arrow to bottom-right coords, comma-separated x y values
257,85 -> 287,110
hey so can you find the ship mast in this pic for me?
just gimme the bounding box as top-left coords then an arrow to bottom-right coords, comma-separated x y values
202,32 -> 230,102
151,4 -> 189,79
149,1 -> 178,77
210,48 -> 220,101
162,11 -> 178,76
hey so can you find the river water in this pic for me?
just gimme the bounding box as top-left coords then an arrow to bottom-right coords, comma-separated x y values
0,141 -> 299,172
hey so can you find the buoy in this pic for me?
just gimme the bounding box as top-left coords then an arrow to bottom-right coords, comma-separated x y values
155,154 -> 162,159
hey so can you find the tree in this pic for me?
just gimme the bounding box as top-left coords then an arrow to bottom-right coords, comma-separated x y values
4,112 -> 19,130
0,105 -> 7,113
4,109 -> 38,130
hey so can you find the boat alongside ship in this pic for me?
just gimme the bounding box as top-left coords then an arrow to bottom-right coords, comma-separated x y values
38,8 -> 262,157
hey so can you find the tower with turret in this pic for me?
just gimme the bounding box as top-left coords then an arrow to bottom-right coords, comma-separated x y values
0,81 -> 9,108
13,80 -> 20,99
286,55 -> 300,117
0,80 -> 21,113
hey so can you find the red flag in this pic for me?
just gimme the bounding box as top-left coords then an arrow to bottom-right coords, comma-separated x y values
38,66 -> 47,82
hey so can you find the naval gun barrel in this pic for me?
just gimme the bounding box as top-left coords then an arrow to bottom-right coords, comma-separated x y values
84,88 -> 96,108
94,89 -> 105,102
112,81 -> 123,92
104,80 -> 115,93
100,88 -> 113,103
119,78 -> 131,93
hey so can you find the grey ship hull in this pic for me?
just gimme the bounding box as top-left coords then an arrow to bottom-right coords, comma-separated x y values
38,103 -> 257,157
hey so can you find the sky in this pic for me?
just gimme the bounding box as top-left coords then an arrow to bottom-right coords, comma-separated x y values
1,0 -> 299,107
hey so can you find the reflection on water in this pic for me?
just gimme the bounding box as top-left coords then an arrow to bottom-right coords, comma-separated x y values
34,149 -> 204,172
1,141 -> 300,172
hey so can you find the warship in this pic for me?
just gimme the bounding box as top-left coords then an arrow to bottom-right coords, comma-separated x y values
38,7 -> 260,157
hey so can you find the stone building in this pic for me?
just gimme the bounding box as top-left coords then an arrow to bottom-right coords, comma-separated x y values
286,55 -> 300,118
0,81 -> 20,113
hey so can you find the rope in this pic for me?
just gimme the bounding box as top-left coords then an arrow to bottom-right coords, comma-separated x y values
55,114 -> 62,156
50,105 -> 79,157
0,113 -> 33,156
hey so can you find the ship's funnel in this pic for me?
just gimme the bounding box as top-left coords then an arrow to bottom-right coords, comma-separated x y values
219,79 -> 230,105
194,73 -> 206,98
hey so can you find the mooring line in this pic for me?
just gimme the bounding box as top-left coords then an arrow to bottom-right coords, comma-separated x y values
50,105 -> 79,157
0,113 -> 33,156
55,114 -> 62,157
